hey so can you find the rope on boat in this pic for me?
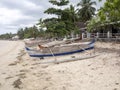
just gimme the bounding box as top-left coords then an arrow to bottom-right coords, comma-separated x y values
47,47 -> 57,61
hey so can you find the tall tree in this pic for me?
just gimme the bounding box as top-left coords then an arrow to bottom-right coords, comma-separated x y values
61,5 -> 78,23
44,0 -> 69,19
44,0 -> 70,38
49,0 -> 69,6
17,28 -> 24,39
77,0 -> 96,22
98,0 -> 120,22
87,0 -> 120,31
61,5 -> 79,35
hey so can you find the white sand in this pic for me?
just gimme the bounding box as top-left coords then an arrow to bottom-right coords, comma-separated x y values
0,40 -> 120,90
0,40 -> 25,90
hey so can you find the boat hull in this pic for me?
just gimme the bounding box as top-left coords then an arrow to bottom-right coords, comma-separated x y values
27,46 -> 94,57
26,39 -> 95,58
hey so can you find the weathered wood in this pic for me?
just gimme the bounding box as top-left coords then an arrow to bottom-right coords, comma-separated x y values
39,54 -> 99,64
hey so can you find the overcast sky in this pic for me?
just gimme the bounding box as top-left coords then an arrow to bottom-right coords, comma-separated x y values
0,0 -> 105,34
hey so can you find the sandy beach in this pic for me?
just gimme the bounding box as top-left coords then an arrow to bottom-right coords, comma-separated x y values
0,40 -> 120,90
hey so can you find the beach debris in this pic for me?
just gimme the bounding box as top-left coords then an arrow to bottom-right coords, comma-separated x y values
16,73 -> 26,79
45,77 -> 51,81
30,67 -> 35,69
62,86 -> 66,90
16,50 -> 26,62
18,50 -> 26,56
114,88 -> 118,90
17,56 -> 22,61
2,73 -> 6,74
115,83 -> 119,85
115,61 -> 120,66
8,61 -> 18,66
16,73 -> 25,76
8,60 -> 21,66
41,65 -> 49,68
12,79 -> 22,89
5,76 -> 13,79
32,62 -> 40,66
19,69 -> 29,73
22,64 -> 28,67
88,64 -> 92,66
9,50 -> 26,66
71,56 -> 75,58
43,86 -> 48,90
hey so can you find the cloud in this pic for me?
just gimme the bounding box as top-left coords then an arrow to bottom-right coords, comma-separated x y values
0,0 -> 46,34
0,0 -> 105,34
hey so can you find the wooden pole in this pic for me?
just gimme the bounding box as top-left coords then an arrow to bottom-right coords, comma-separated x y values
48,47 -> 57,62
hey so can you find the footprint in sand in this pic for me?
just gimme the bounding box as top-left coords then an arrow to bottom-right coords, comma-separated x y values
42,86 -> 48,90
33,72 -> 48,77
30,67 -> 35,69
41,65 -> 49,68
45,77 -> 51,81
22,64 -> 28,67
62,86 -> 66,90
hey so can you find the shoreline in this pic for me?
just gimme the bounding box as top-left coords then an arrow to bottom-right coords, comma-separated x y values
0,40 -> 120,90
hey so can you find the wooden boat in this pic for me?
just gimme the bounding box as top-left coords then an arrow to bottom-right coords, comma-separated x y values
25,39 -> 95,58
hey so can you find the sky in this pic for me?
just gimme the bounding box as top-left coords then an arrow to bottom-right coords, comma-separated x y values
0,0 -> 106,34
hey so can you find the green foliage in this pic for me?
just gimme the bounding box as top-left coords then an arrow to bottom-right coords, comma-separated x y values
17,0 -> 97,39
98,0 -> 120,22
16,0 -> 98,39
61,5 -> 78,22
44,8 -> 62,15
17,26 -> 42,39
54,21 -> 67,37
77,0 -> 96,22
88,0 -> 120,32
37,18 -> 45,28
0,33 -> 15,40
87,16 -> 101,32
49,0 -> 69,6
43,0 -> 79,38
17,28 -> 24,39
87,0 -> 120,31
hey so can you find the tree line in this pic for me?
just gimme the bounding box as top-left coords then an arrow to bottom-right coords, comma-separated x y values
17,0 -> 96,39
0,33 -> 15,40
1,0 -> 119,39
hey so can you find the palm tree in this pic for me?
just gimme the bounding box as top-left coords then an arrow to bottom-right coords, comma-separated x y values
61,5 -> 79,35
68,5 -> 78,23
77,0 -> 96,22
